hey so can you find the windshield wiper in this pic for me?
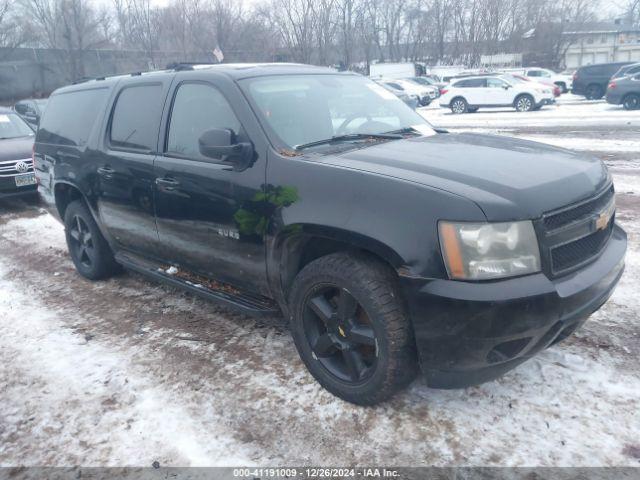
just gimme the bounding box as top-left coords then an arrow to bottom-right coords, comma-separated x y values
294,133 -> 402,151
384,127 -> 421,136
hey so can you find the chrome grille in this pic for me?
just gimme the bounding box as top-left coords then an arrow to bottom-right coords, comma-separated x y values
538,184 -> 615,277
0,158 -> 34,177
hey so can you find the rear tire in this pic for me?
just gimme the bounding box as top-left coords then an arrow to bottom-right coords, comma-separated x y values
585,84 -> 604,100
450,97 -> 468,114
288,252 -> 418,405
64,200 -> 120,280
622,93 -> 640,110
514,94 -> 535,112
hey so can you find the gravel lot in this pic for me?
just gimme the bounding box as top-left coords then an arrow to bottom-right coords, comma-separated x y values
1,97 -> 639,467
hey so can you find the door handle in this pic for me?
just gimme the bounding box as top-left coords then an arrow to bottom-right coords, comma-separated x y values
97,166 -> 115,179
155,177 -> 180,191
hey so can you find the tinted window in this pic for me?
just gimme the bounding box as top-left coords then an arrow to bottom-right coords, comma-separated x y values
167,83 -> 241,159
110,84 -> 164,151
37,88 -> 109,146
0,113 -> 34,139
527,70 -> 541,77
455,78 -> 485,88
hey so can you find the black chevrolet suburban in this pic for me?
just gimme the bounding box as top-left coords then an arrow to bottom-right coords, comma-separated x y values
34,64 -> 626,405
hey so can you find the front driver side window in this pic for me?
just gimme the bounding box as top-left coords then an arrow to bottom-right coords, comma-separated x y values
167,83 -> 241,160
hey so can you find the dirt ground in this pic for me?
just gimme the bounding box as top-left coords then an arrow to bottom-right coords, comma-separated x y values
1,97 -> 639,467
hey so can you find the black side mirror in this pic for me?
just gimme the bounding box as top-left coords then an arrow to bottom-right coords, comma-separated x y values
198,128 -> 254,171
503,85 -> 511,90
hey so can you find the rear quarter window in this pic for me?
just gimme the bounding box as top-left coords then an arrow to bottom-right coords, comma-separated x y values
109,84 -> 164,152
36,88 -> 109,146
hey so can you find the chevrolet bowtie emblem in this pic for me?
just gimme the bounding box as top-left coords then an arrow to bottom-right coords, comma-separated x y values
595,209 -> 612,231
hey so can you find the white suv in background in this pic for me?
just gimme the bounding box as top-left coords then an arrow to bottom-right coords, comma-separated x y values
439,75 -> 555,114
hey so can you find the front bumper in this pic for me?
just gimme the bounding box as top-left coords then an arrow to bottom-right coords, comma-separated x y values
536,97 -> 555,107
401,223 -> 626,389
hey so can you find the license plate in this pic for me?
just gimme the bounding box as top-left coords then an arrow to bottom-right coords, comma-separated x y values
15,173 -> 36,187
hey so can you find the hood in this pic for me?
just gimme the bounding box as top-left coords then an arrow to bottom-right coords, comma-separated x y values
0,136 -> 34,162
327,132 -> 609,221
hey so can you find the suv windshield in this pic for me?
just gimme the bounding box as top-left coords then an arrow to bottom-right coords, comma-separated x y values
241,74 -> 434,150
0,113 -> 34,139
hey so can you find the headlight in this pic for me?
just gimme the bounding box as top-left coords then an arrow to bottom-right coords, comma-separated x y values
439,221 -> 541,280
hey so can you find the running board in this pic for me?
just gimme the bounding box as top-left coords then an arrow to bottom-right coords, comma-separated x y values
115,252 -> 280,317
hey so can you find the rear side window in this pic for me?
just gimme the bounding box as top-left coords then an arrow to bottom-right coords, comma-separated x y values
455,78 -> 485,88
37,88 -> 109,146
110,84 -> 164,152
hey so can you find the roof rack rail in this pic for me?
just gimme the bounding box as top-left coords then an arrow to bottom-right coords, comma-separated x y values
166,62 -> 215,71
71,70 -> 145,84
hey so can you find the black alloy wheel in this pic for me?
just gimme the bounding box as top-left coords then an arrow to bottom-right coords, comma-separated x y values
64,200 -> 120,280
288,252 -> 418,405
303,285 -> 377,383
68,214 -> 95,269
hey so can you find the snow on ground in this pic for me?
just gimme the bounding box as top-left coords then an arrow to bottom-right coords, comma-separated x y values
1,98 -> 640,467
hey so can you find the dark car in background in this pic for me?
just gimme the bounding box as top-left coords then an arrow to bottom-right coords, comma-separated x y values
0,107 -> 37,199
13,99 -> 48,128
572,62 -> 633,99
606,73 -> 640,110
611,62 -> 640,80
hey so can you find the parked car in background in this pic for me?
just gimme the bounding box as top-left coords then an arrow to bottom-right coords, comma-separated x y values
572,62 -> 633,100
13,99 -> 48,128
405,76 -> 438,87
0,107 -> 37,199
517,68 -> 572,93
510,73 -> 561,97
390,79 -> 440,107
376,80 -> 419,109
611,62 -> 640,80
439,75 -> 555,113
606,73 -> 640,110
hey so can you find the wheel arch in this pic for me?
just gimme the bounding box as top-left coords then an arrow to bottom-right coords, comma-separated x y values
271,225 -> 405,306
54,181 -> 86,220
449,95 -> 467,107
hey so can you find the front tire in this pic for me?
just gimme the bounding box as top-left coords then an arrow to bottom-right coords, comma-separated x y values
623,93 -> 640,110
64,200 -> 120,280
289,252 -> 418,405
450,97 -> 468,114
514,94 -> 535,112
